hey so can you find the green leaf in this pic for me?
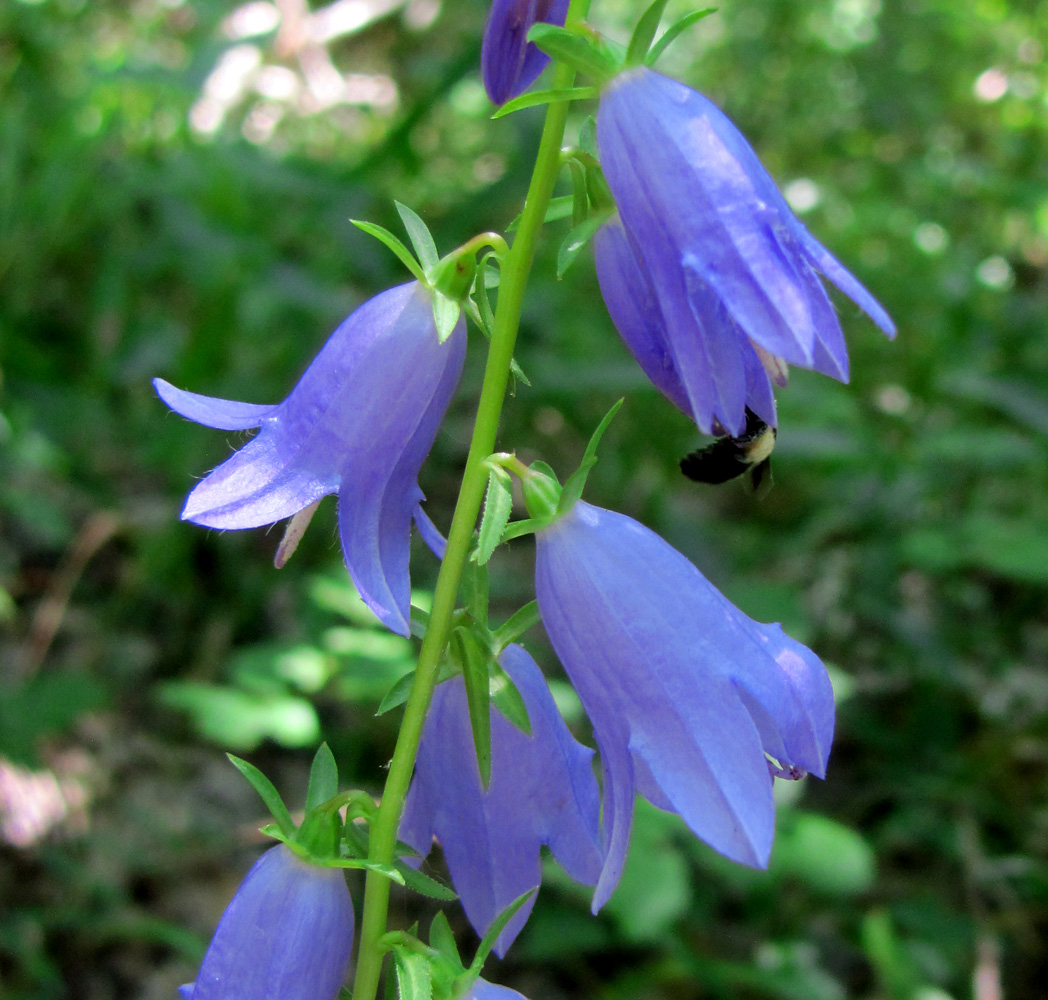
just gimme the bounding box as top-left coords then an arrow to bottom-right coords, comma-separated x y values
409,605 -> 431,641
500,518 -> 539,543
351,220 -> 425,282
492,85 -> 601,120
304,742 -> 338,814
492,601 -> 541,651
646,7 -> 718,67
395,201 -> 439,271
428,912 -> 461,964
326,859 -> 406,883
507,195 -> 575,232
626,0 -> 671,66
462,557 -> 490,629
469,889 -> 536,973
377,660 -> 456,716
569,160 -> 588,227
394,946 -> 432,1000
476,466 -> 514,566
455,628 -> 492,787
227,754 -> 296,839
394,860 -> 459,900
557,214 -> 605,277
489,662 -> 531,736
578,115 -> 598,158
432,292 -> 461,344
560,399 -> 624,512
528,23 -> 621,80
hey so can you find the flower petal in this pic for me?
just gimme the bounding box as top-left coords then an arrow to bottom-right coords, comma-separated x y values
154,379 -> 276,431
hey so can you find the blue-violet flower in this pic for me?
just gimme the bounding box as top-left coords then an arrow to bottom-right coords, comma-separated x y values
400,643 -> 603,956
179,844 -> 354,1000
535,500 -> 835,910
482,0 -> 570,106
155,281 -> 466,637
460,979 -> 529,1000
597,67 -> 896,435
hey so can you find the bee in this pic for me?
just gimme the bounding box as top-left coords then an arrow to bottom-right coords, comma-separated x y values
679,408 -> 777,492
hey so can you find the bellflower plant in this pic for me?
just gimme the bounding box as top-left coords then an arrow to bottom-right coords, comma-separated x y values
597,66 -> 896,435
155,280 -> 466,636
400,643 -> 603,956
482,0 -> 570,105
180,844 -> 354,1000
534,499 -> 835,910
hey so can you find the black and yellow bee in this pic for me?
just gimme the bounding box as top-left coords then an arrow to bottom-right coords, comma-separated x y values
680,408 -> 777,492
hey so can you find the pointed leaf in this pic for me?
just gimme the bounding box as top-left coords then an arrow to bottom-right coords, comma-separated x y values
626,0 -> 671,66
394,947 -> 432,1000
569,160 -> 588,228
646,7 -> 718,66
394,860 -> 459,900
492,85 -> 601,120
432,293 -> 461,344
428,912 -> 461,964
491,601 -> 541,651
560,398 -> 624,512
327,859 -> 407,883
507,195 -> 576,232
500,518 -> 539,543
227,754 -> 296,839
557,214 -> 605,277
462,557 -> 490,629
454,628 -> 493,788
395,201 -> 439,271
305,742 -> 339,814
489,662 -> 531,736
527,23 -> 621,80
351,220 -> 425,282
476,466 -> 514,566
378,661 -> 457,716
469,890 -> 537,973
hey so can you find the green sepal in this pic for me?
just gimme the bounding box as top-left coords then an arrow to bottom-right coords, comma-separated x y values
557,214 -> 607,277
476,465 -> 514,566
578,115 -> 598,158
491,600 -> 541,652
626,0 -> 671,66
560,399 -> 624,514
326,858 -> 407,883
454,627 -> 493,787
500,518 -> 540,543
304,742 -> 339,814
428,912 -> 461,965
394,945 -> 432,1000
527,23 -> 621,82
492,85 -> 600,120
468,889 -> 537,974
351,220 -> 426,283
395,201 -> 439,271
646,7 -> 718,67
520,462 -> 562,523
432,293 -> 462,344
489,660 -> 531,737
227,754 -> 296,839
295,803 -> 341,859
569,160 -> 588,227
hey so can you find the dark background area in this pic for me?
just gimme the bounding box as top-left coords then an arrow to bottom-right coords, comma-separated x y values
1,0 -> 1046,997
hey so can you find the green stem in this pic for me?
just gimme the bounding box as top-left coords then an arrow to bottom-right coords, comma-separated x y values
350,4 -> 591,997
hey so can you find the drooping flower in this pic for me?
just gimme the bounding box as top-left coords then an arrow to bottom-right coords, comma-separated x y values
534,500 -> 835,910
481,0 -> 570,106
179,844 -> 354,1000
596,66 -> 896,436
593,216 -> 779,430
399,643 -> 603,956
155,281 -> 466,637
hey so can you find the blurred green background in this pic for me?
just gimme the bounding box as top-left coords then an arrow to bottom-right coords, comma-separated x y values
1,0 -> 1046,997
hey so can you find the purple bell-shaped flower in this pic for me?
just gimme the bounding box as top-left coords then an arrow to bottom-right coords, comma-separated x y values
596,67 -> 895,435
400,644 -> 603,956
155,280 -> 466,636
179,844 -> 354,1000
481,0 -> 570,105
535,500 -> 835,910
